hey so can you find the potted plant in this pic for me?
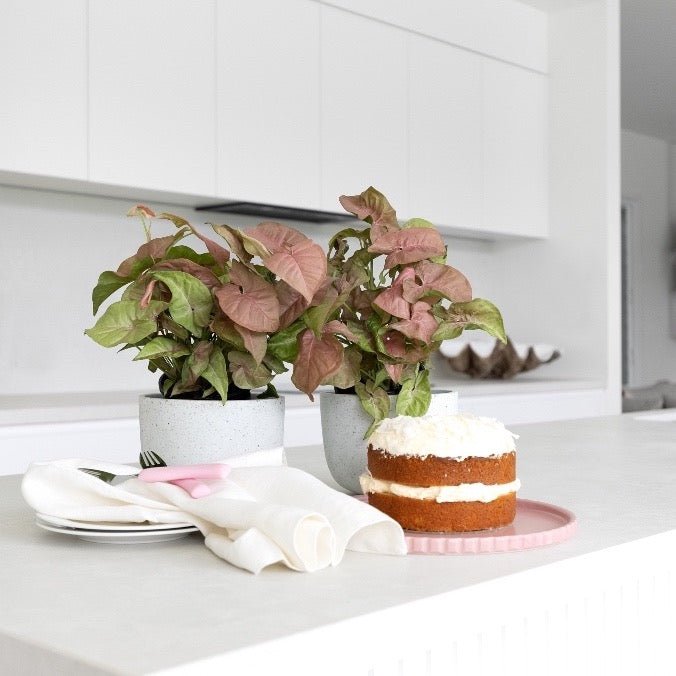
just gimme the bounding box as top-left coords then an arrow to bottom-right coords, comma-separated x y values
279,187 -> 506,492
85,205 -> 327,464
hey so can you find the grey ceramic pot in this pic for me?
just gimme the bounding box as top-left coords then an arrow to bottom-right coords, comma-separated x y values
320,390 -> 458,494
138,394 -> 285,465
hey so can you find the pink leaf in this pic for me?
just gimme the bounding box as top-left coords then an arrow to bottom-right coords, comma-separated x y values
244,223 -> 327,302
276,281 -> 310,330
156,213 -> 231,268
384,363 -> 405,384
214,261 -> 280,333
368,228 -> 446,268
291,329 -> 343,399
233,324 -> 267,365
372,267 -> 415,319
390,302 -> 439,343
410,260 -> 472,302
140,279 -> 157,308
117,235 -> 178,277
323,320 -> 361,343
338,187 -> 400,241
383,330 -> 407,357
152,258 -> 221,288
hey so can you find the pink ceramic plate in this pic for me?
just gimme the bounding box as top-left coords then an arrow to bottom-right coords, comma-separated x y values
359,497 -> 576,554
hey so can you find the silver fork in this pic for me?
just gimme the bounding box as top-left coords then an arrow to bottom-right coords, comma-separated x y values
139,450 -> 167,469
79,467 -> 137,484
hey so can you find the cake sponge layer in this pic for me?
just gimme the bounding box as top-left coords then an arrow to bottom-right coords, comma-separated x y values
367,492 -> 517,532
367,447 -> 515,486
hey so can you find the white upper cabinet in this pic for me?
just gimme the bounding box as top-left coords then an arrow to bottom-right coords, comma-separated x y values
88,0 -> 216,196
0,0 -> 87,179
482,60 -> 548,238
320,6 -> 408,215
408,36 -> 482,228
216,0 -> 320,208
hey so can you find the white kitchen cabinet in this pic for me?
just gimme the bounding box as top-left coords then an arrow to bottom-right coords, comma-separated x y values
0,0 -> 87,179
216,0 -> 321,209
482,59 -> 548,238
408,35 -> 482,229
88,0 -> 216,196
320,6 -> 408,214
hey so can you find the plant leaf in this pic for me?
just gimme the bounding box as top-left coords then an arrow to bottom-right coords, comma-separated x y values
291,329 -> 343,399
214,261 -> 280,333
368,228 -> 446,269
277,280 -> 310,329
212,223 -> 254,265
234,324 -> 267,365
202,349 -> 229,402
152,258 -> 221,288
402,217 -> 435,229
117,233 -> 186,277
257,382 -> 279,399
85,300 -> 166,347
245,223 -> 327,302
322,345 -> 362,389
372,267 -> 414,319
150,270 -> 213,336
133,336 -> 190,361
127,205 -> 156,239
390,301 -> 439,343
355,380 -> 391,429
267,320 -> 306,363
157,212 -> 230,269
432,298 -> 506,343
338,186 -> 400,241
92,271 -> 131,314
181,340 -> 213,387
396,368 -> 431,416
405,260 -> 472,303
228,351 -> 273,389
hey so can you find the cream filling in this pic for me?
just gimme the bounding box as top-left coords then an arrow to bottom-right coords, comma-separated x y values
359,474 -> 521,504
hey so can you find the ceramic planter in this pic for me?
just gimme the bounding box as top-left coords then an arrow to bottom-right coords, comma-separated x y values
139,394 -> 285,465
320,390 -> 458,494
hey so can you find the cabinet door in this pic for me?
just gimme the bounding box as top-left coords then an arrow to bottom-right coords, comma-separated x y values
320,7 -> 408,215
216,0 -> 320,208
89,0 -> 216,196
0,0 -> 87,179
482,60 -> 548,237
409,36 -> 482,229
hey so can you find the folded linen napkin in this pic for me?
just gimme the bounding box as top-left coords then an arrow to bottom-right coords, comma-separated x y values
21,451 -> 406,574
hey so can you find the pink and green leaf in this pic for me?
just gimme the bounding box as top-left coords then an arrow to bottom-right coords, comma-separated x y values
228,351 -> 274,389
367,228 -> 446,269
150,270 -> 213,336
291,329 -> 343,399
338,186 -> 400,241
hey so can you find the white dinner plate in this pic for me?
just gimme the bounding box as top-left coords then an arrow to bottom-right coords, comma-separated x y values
36,512 -> 195,532
35,518 -> 200,544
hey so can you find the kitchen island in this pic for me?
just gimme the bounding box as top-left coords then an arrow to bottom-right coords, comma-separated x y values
1,413 -> 675,675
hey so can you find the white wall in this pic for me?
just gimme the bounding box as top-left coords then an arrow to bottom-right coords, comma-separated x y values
621,129 -> 676,386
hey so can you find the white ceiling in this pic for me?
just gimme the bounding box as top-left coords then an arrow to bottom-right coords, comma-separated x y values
622,0 -> 676,141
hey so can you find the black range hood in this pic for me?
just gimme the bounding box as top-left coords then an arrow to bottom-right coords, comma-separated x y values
195,201 -> 356,224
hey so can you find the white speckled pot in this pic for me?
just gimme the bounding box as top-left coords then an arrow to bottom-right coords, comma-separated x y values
320,390 -> 458,494
139,394 -> 285,465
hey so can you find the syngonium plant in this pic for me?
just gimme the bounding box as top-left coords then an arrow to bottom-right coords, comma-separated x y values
85,206 -> 328,401
280,187 -> 507,435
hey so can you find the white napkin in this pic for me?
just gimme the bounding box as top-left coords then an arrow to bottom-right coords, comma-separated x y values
21,452 -> 407,574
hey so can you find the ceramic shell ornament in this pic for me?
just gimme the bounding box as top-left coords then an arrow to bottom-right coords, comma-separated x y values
440,338 -> 560,379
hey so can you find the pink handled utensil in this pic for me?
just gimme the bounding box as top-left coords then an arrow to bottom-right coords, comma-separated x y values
138,463 -> 231,483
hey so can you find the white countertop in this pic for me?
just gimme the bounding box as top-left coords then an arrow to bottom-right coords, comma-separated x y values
1,413 -> 675,674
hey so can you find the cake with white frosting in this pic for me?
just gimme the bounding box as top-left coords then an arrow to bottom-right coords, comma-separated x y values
359,413 -> 520,532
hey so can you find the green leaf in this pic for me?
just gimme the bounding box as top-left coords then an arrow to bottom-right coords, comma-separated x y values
150,270 -> 213,336
132,336 -> 190,361
180,341 -> 213,389
92,271 -> 131,314
257,383 -> 279,399
228,351 -> 273,389
84,300 -> 166,347
165,245 -> 215,267
202,349 -> 229,402
322,346 -> 361,389
396,369 -> 431,417
267,320 -> 306,362
402,218 -> 435,229
355,380 -> 391,431
432,298 -> 506,343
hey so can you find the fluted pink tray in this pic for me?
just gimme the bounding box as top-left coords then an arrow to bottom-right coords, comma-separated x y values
361,497 -> 576,554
